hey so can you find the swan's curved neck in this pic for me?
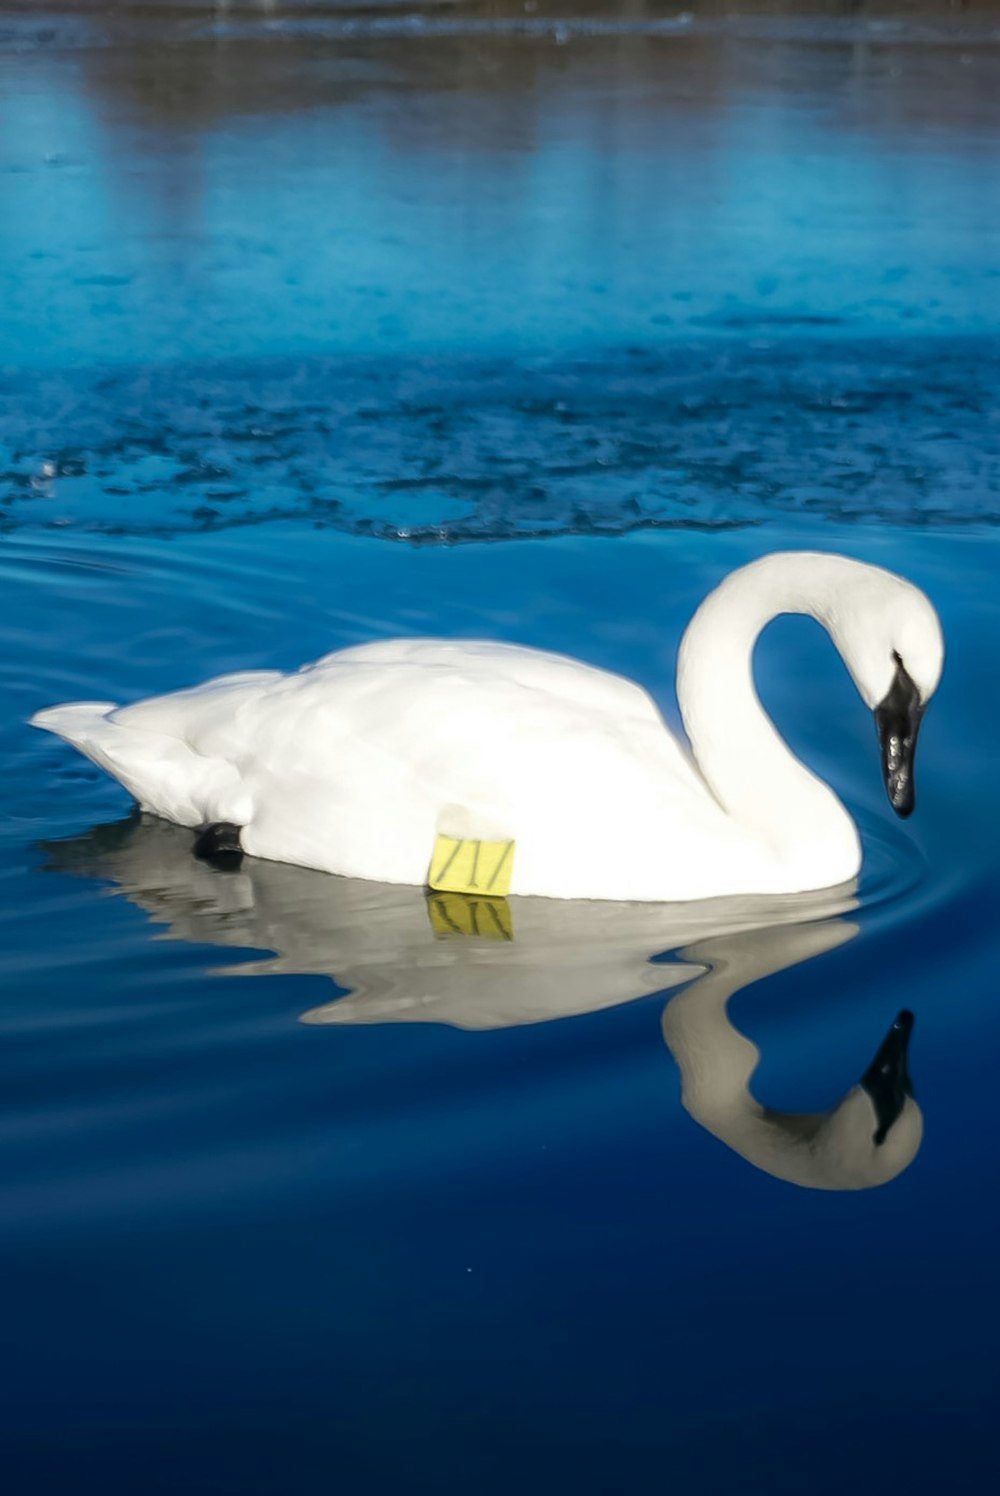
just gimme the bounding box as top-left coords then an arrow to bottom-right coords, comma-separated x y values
676,553 -> 862,877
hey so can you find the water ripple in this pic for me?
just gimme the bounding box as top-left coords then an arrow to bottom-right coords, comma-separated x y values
2,340 -> 998,542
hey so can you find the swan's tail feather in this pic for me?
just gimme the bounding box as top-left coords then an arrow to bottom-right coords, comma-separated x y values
30,701 -> 243,829
31,701 -> 120,742
31,700 -> 159,809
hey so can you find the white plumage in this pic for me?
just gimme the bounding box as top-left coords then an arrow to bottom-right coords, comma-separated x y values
31,551 -> 944,901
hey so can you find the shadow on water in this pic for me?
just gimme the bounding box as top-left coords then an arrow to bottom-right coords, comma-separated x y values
43,811 -> 922,1191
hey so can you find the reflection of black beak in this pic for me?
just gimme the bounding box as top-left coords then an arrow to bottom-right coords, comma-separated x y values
861,1009 -> 914,1145
874,653 -> 925,818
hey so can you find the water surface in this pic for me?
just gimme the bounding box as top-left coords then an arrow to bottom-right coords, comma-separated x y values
1,6 -> 998,1494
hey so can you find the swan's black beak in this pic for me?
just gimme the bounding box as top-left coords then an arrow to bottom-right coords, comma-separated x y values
861,1009 -> 914,1145
874,653 -> 925,818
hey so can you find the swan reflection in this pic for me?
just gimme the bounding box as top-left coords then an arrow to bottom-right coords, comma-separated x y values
43,814 -> 922,1190
662,925 -> 920,1191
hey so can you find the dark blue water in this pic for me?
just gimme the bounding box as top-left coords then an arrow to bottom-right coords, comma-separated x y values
2,7 -> 999,1493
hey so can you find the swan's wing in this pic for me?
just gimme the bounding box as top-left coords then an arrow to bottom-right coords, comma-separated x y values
215,646 -> 715,890
110,671 -> 283,740
314,638 -> 666,726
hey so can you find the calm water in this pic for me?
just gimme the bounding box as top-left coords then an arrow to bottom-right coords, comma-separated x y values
2,6 -> 999,1493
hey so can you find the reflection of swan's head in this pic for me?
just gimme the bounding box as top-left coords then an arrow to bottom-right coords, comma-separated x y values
800,1085 -> 922,1190
662,922 -> 924,1191
759,1011 -> 923,1192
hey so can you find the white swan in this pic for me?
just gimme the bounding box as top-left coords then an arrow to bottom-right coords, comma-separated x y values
31,551 -> 943,901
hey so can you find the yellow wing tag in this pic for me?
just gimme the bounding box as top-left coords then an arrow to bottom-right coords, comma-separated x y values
427,892 -> 514,942
428,834 -> 515,897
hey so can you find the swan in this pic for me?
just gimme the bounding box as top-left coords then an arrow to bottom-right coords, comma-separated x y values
31,551 -> 943,901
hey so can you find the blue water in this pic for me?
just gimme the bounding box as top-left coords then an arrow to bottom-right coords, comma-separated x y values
2,6 -> 999,1493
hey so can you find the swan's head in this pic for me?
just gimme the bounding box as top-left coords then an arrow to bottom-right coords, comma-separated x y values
826,564 -> 944,818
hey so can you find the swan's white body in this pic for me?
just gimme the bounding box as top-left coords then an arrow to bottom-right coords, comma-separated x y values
31,552 -> 943,901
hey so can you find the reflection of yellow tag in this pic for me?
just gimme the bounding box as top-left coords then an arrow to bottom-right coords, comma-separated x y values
427,892 -> 514,942
428,835 -> 515,897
